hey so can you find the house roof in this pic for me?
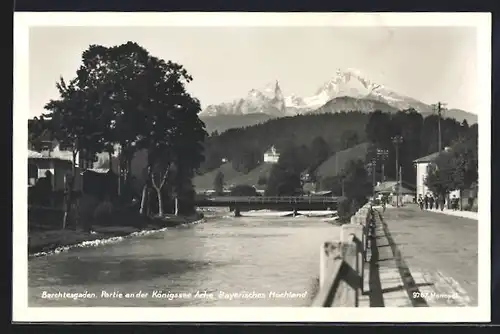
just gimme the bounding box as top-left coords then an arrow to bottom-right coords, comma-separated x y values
375,181 -> 416,194
311,190 -> 333,196
28,150 -> 45,159
265,145 -> 278,154
374,181 -> 398,192
82,168 -> 113,174
413,152 -> 441,164
28,150 -> 72,163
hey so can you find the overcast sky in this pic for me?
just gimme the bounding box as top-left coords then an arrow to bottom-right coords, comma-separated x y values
29,26 -> 478,117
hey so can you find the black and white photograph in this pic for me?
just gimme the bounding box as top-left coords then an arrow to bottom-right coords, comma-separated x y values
13,12 -> 490,322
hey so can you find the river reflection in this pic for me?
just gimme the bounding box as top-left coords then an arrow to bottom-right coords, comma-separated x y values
28,213 -> 340,307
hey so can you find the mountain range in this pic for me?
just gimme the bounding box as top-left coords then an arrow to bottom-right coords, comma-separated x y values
199,69 -> 477,134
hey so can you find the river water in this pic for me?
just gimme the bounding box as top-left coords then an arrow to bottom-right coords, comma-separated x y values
28,210 -> 340,307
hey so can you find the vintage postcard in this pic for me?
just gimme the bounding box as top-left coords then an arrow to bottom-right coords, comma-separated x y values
13,12 -> 490,322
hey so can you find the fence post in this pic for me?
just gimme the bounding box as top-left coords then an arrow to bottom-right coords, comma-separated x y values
331,239 -> 361,307
319,241 -> 340,290
319,243 -> 325,289
341,224 -> 364,296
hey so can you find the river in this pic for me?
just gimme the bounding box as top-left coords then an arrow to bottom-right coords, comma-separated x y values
28,210 -> 340,307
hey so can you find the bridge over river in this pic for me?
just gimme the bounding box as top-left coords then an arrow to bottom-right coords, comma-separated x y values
195,196 -> 341,216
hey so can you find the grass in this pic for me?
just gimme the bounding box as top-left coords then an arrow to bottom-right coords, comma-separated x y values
227,163 -> 274,189
315,142 -> 372,179
193,162 -> 244,190
193,162 -> 274,191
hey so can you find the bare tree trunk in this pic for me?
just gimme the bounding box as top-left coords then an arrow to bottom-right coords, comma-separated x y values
62,209 -> 69,230
150,165 -> 170,218
156,188 -> 164,217
174,196 -> 179,216
147,188 -> 152,217
63,151 -> 78,230
139,184 -> 148,215
126,157 -> 132,183
459,188 -> 463,211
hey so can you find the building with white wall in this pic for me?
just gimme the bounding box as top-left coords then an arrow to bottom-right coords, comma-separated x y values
413,151 -> 440,197
263,145 -> 280,163
413,147 -> 460,199
28,149 -> 73,191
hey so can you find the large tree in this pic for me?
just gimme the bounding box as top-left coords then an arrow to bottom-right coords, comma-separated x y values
213,171 -> 224,196
42,42 -> 207,221
132,55 -> 206,216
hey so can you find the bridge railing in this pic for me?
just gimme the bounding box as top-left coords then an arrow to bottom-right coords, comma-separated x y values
206,196 -> 341,204
312,202 -> 374,307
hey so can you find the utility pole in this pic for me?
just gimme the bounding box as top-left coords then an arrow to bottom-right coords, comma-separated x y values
433,102 -> 447,153
372,158 -> 377,196
398,165 -> 403,207
392,136 -> 403,207
117,146 -> 122,197
366,159 -> 377,198
377,149 -> 389,182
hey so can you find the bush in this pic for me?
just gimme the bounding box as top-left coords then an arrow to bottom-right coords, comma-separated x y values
337,196 -> 352,222
337,196 -> 365,223
230,184 -> 258,196
93,199 -> 115,226
257,175 -> 267,185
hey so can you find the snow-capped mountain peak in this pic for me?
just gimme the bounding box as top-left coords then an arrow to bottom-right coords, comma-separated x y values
200,80 -> 288,117
283,68 -> 429,113
199,68 -> 460,118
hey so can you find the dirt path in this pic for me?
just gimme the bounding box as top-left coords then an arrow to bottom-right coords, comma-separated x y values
375,205 -> 478,306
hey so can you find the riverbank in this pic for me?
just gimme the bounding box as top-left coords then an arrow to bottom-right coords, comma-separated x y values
242,209 -> 338,218
28,212 -> 205,257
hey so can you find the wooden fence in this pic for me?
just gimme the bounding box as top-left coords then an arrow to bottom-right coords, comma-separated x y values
312,202 -> 374,307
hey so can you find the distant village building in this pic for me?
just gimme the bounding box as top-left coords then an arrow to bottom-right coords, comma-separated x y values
374,180 -> 416,204
263,145 -> 280,163
28,135 -> 120,195
413,147 -> 460,203
413,151 -> 441,197
28,149 -> 73,191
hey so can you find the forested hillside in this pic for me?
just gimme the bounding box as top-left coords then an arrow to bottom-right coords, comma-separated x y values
200,111 -> 369,174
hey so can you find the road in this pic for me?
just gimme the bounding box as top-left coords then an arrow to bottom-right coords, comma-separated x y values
370,205 -> 478,306
28,210 -> 340,307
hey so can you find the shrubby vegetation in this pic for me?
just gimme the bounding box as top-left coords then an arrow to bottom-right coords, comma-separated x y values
230,185 -> 259,197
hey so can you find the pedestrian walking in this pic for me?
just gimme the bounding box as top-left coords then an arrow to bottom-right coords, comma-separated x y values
439,193 -> 445,211
418,195 -> 424,210
428,195 -> 434,210
424,195 -> 429,210
451,195 -> 459,210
